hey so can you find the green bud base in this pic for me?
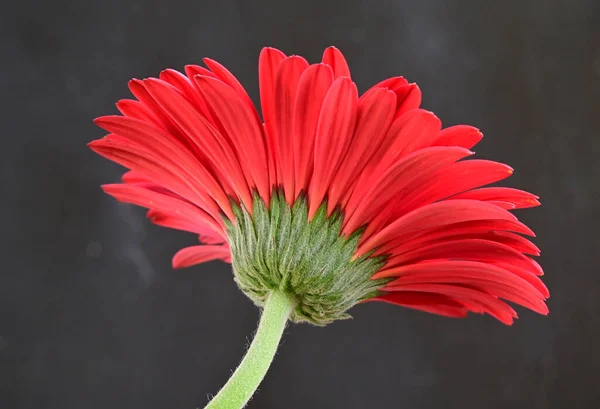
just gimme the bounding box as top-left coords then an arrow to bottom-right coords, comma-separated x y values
224,190 -> 387,326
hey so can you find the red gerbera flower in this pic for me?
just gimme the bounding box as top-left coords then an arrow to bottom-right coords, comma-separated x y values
89,46 -> 547,326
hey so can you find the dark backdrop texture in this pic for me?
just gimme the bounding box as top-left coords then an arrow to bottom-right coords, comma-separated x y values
2,0 -> 599,408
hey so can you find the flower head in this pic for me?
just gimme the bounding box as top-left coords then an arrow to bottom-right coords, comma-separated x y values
90,46 -> 547,326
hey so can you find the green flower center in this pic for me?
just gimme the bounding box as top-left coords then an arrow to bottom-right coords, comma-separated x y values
224,191 -> 387,325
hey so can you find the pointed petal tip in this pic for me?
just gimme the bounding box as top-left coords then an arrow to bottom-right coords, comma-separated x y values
322,47 -> 351,78
171,258 -> 184,269
191,73 -> 213,83
158,68 -> 179,80
93,115 -> 120,127
128,78 -> 144,87
260,46 -> 286,56
384,87 -> 397,97
87,139 -> 104,150
142,77 -> 160,87
369,86 -> 397,96
286,54 -> 308,63
100,183 -> 119,194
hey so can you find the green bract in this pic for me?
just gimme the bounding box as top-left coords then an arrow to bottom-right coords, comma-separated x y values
224,191 -> 387,326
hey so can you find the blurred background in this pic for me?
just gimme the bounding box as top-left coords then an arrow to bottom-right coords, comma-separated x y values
2,0 -> 599,408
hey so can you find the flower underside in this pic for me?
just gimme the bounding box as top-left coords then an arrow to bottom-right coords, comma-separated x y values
226,190 -> 386,325
89,45 -> 550,409
90,46 -> 548,327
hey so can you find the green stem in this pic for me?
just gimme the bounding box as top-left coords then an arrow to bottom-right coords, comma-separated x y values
205,291 -> 296,409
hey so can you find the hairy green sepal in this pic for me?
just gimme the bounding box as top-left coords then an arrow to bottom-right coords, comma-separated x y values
224,191 -> 387,326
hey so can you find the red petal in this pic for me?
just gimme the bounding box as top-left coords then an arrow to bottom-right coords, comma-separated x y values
116,99 -> 157,123
128,79 -> 188,142
184,64 -> 217,79
379,260 -> 543,297
89,137 -> 225,222
384,273 -> 547,315
328,87 -> 396,214
382,283 -> 518,325
387,160 -> 514,220
94,114 -> 236,219
203,58 -> 253,105
372,219 -> 536,260
385,239 -> 543,275
172,245 -> 231,268
447,231 -> 540,256
147,209 -> 224,241
140,79 -> 253,210
308,77 -> 358,218
364,109 -> 442,178
489,262 -> 549,296
393,83 -> 422,117
434,125 -> 483,149
159,69 -> 213,120
358,77 -> 408,105
102,183 -> 224,236
274,56 -> 309,203
194,75 -> 270,204
292,64 -> 334,199
338,109 -> 440,216
121,170 -> 152,184
361,77 -> 409,98
259,47 -> 287,186
202,58 -> 265,130
448,187 -> 540,209
389,109 -> 442,157
344,147 -> 472,236
321,46 -> 351,79
358,200 -> 519,256
179,67 -> 229,130
371,292 -> 468,318
361,156 -> 509,241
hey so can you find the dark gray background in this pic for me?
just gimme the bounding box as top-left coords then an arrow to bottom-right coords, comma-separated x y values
2,0 -> 599,408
